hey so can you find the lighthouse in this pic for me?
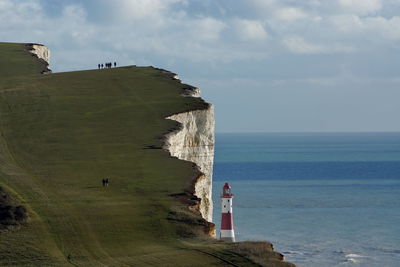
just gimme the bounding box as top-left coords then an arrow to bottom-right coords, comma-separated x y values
220,182 -> 235,242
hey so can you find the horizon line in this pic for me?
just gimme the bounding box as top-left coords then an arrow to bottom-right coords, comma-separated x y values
216,131 -> 400,134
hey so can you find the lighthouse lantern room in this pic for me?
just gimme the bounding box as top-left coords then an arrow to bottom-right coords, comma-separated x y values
220,182 -> 235,242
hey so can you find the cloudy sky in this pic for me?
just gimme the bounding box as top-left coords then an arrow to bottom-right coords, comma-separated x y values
1,0 -> 400,132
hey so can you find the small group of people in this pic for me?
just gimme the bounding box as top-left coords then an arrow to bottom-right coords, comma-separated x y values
98,62 -> 116,69
102,178 -> 110,187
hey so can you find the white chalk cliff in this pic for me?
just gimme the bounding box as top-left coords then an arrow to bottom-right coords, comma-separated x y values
29,44 -> 50,65
164,100 -> 215,223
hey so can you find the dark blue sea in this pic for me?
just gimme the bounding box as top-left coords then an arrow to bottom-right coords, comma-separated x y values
212,133 -> 400,267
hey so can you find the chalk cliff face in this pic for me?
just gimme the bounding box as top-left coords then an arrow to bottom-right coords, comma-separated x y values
164,105 -> 215,223
29,44 -> 50,65
27,44 -> 51,73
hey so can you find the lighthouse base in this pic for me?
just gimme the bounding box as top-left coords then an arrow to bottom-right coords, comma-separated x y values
220,236 -> 235,242
220,230 -> 235,242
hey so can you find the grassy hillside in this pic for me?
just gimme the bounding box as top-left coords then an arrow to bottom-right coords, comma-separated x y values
0,43 -> 294,266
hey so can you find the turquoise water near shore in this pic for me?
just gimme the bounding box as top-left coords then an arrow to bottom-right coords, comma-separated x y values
212,133 -> 400,267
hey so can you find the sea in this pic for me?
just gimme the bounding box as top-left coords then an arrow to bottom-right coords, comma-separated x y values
212,133 -> 400,267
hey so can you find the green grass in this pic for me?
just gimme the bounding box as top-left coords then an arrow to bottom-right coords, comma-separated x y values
0,43 -> 291,266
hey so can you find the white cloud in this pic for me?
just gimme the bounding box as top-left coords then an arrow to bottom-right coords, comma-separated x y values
282,36 -> 353,54
102,0 -> 184,20
338,0 -> 382,15
275,7 -> 307,21
0,0 -> 43,26
364,16 -> 400,40
233,19 -> 268,40
192,17 -> 226,41
248,0 -> 275,9
330,14 -> 363,33
62,5 -> 86,22
0,0 -> 11,9
283,36 -> 325,54
330,14 -> 400,40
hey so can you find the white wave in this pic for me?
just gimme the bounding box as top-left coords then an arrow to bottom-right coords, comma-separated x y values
343,253 -> 367,264
345,253 -> 365,258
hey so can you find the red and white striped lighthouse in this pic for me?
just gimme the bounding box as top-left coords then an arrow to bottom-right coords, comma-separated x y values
220,182 -> 235,242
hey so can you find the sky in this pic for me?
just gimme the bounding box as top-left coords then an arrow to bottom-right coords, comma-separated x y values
1,0 -> 400,133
